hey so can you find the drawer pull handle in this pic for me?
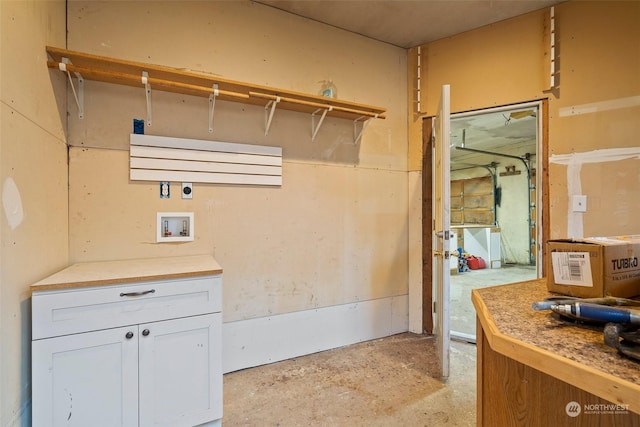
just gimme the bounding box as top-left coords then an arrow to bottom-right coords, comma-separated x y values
120,289 -> 156,297
125,331 -> 134,339
142,329 -> 150,337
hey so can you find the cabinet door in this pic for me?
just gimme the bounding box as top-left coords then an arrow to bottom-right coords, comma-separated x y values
32,326 -> 139,427
138,313 -> 222,427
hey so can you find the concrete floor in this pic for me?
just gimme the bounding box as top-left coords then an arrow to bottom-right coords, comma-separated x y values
222,264 -> 536,426
451,264 -> 537,337
223,334 -> 476,426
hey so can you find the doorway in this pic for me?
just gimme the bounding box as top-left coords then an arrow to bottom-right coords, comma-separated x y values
422,100 -> 548,343
448,102 -> 544,342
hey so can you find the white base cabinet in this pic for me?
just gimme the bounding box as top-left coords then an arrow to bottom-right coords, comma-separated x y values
31,256 -> 223,427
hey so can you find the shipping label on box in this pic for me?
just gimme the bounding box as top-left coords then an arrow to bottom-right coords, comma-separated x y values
550,252 -> 593,287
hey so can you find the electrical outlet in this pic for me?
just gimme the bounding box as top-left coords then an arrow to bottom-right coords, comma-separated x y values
182,183 -> 193,199
160,181 -> 170,199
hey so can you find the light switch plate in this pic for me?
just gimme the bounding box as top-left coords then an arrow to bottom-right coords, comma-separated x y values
572,195 -> 587,212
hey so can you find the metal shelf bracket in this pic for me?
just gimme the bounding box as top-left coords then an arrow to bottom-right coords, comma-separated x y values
549,7 -> 556,88
264,96 -> 280,136
142,71 -> 152,126
353,115 -> 375,144
209,84 -> 219,133
311,106 -> 332,142
60,57 -> 84,119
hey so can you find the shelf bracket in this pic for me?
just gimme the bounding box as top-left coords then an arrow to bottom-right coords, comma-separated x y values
264,96 -> 280,136
549,6 -> 556,88
208,84 -> 219,133
142,71 -> 152,126
311,107 -> 332,142
60,58 -> 84,119
353,115 -> 374,144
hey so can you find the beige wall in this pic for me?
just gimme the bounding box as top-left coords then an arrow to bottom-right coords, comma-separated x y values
0,1 -> 68,425
5,0 -> 638,422
65,1 -> 409,323
410,1 -> 640,241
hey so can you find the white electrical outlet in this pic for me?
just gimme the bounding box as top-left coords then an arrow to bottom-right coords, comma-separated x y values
572,195 -> 587,213
182,183 -> 193,199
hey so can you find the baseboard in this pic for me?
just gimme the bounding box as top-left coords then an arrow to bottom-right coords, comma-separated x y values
222,295 -> 409,373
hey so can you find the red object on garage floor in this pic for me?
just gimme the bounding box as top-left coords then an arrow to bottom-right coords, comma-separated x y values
467,256 -> 486,270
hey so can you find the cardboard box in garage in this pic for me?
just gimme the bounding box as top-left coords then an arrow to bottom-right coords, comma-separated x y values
546,236 -> 640,298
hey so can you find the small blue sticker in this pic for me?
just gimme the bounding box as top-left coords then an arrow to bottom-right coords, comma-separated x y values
133,119 -> 145,135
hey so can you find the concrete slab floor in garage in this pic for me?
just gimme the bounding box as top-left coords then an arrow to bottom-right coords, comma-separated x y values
223,333 -> 476,426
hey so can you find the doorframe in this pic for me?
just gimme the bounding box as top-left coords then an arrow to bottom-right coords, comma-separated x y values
422,117 -> 434,334
421,99 -> 550,330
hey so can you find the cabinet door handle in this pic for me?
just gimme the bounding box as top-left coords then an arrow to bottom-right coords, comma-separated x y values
119,289 -> 155,297
142,329 -> 150,337
125,331 -> 134,339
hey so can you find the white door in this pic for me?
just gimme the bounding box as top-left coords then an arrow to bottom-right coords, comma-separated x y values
138,313 -> 223,427
433,84 -> 451,380
32,326 -> 139,427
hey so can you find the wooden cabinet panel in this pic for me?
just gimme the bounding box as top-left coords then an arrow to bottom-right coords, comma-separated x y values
477,319 -> 640,426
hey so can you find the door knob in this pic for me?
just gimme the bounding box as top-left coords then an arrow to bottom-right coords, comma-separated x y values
125,331 -> 134,339
142,329 -> 150,336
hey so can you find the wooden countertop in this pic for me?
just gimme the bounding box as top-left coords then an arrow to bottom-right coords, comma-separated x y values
31,255 -> 222,291
472,279 -> 640,415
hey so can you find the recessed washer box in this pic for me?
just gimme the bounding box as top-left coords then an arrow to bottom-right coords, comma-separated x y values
157,212 -> 194,242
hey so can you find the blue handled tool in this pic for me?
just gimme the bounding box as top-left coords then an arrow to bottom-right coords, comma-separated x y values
550,302 -> 640,325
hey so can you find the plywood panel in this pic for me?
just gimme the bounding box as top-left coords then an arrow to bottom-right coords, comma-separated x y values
556,2 -> 639,105
1,105 -> 68,424
1,2 -> 68,424
422,9 -> 547,115
66,0 -> 407,171
1,1 -> 67,141
65,1 -> 410,347
68,148 -> 409,322
451,176 -> 494,225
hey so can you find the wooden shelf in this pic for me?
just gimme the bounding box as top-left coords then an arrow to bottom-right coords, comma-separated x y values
46,46 -> 386,134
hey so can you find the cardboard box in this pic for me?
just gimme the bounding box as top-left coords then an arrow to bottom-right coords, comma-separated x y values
546,236 -> 640,298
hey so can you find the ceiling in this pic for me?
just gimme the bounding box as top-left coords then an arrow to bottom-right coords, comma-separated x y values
255,0 -> 560,49
255,0 -> 551,170
450,107 -> 537,174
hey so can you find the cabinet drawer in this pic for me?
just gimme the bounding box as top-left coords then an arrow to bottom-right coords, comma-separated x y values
32,275 -> 221,340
